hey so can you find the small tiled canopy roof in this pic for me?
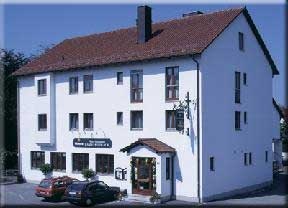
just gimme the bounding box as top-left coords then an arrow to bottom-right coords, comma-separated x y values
13,7 -> 278,76
120,138 -> 176,154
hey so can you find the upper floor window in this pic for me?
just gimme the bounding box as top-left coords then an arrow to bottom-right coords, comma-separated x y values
166,66 -> 179,100
239,32 -> 244,51
31,151 -> 45,169
83,75 -> 93,93
96,154 -> 114,175
130,70 -> 143,102
69,113 -> 79,130
131,111 -> 143,130
166,110 -> 176,130
265,151 -> 268,163
38,114 -> 47,131
235,111 -> 241,130
117,72 -> 123,85
83,113 -> 93,130
69,77 -> 78,94
37,79 -> 47,96
235,72 -> 241,103
243,73 -> 247,85
117,112 -> 123,125
244,112 -> 247,124
210,157 -> 215,171
244,153 -> 248,166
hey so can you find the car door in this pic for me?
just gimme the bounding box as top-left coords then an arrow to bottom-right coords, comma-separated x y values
93,183 -> 107,202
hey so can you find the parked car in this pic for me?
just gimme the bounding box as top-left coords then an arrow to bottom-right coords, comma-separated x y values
35,176 -> 78,200
64,180 -> 120,206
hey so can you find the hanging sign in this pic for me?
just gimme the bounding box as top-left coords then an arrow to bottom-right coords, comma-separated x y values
73,138 -> 112,148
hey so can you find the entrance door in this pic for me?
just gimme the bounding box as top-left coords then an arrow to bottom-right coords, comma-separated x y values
131,157 -> 155,195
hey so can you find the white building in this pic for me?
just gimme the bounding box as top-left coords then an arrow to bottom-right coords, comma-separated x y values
14,6 -> 280,202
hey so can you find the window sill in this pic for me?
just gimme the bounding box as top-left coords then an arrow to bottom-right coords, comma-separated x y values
235,128 -> 242,131
69,92 -> 78,95
166,99 -> 179,103
38,129 -> 47,131
70,128 -> 79,131
131,101 -> 143,103
38,94 -> 47,97
235,102 -> 241,104
166,128 -> 177,132
31,168 -> 41,170
117,124 -> 123,126
131,128 -> 143,131
53,170 -> 66,173
72,171 -> 83,174
84,128 -> 93,131
83,91 -> 93,94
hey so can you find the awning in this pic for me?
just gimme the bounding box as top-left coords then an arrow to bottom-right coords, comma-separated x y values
120,138 -> 176,154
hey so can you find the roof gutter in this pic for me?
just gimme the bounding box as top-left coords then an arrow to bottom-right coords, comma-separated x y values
191,54 -> 201,204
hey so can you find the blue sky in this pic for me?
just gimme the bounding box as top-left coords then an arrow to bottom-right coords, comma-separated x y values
4,4 -> 285,105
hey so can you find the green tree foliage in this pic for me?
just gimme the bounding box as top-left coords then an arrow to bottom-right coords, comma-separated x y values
81,169 -> 95,181
281,120 -> 288,152
40,163 -> 53,176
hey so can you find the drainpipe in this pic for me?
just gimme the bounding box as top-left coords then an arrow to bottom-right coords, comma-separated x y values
171,153 -> 175,200
191,54 -> 201,203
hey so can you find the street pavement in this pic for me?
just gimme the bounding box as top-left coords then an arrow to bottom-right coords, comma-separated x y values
1,172 -> 287,207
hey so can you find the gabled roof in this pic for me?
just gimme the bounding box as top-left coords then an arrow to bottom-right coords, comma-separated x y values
120,138 -> 176,154
13,7 -> 278,76
273,98 -> 284,119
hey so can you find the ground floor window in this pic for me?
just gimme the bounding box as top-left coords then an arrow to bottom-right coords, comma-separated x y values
31,151 -> 45,169
166,157 -> 171,180
96,154 -> 114,174
51,152 -> 66,171
72,153 -> 89,172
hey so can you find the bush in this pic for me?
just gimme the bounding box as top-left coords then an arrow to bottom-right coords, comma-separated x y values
40,164 -> 53,176
81,169 -> 95,181
149,191 -> 161,203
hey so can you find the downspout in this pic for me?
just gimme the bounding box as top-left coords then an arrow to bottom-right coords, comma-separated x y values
17,80 -> 21,176
171,153 -> 175,200
191,54 -> 201,203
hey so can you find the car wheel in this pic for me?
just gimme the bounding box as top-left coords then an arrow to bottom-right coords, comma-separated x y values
85,198 -> 94,206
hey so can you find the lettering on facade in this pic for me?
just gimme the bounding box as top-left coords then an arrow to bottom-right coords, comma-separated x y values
73,138 -> 112,148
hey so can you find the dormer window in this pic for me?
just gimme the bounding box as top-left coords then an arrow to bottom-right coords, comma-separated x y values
37,79 -> 47,96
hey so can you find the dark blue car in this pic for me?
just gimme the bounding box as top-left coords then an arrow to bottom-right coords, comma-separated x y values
64,180 -> 120,206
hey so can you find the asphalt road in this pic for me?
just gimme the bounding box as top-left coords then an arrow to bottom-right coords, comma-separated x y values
1,172 -> 287,207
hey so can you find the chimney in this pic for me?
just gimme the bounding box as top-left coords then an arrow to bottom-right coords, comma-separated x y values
137,5 -> 152,43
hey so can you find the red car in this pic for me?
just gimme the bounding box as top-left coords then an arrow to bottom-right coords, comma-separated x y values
35,176 -> 78,200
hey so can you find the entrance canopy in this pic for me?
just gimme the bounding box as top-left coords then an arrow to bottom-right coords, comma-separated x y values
120,138 -> 176,154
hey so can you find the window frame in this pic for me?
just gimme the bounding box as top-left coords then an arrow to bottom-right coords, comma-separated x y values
83,113 -> 93,131
165,66 -> 179,101
83,75 -> 93,93
31,151 -> 45,169
72,153 -> 89,172
130,70 -> 143,103
38,114 -> 47,131
235,71 -> 241,104
166,110 -> 176,131
50,152 -> 66,172
96,154 -> 114,175
117,112 -> 123,126
235,111 -> 241,130
37,79 -> 47,96
130,111 -> 143,130
117,72 -> 123,85
239,32 -> 244,51
69,77 -> 79,94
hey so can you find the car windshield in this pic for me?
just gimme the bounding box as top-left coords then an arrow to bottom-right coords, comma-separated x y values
68,183 -> 86,191
39,180 -> 51,188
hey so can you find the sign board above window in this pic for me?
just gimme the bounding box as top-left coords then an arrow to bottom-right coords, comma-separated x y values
73,138 -> 112,148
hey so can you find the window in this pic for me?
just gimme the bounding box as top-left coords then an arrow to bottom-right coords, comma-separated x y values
166,66 -> 179,100
239,32 -> 244,51
83,113 -> 93,130
96,154 -> 114,174
131,111 -> 143,130
244,153 -> 248,166
69,77 -> 78,94
72,153 -> 89,172
235,72 -> 241,103
249,152 -> 252,165
265,151 -> 268,162
210,157 -> 215,171
117,72 -> 123,85
166,157 -> 171,180
243,73 -> 247,85
244,112 -> 247,124
235,111 -> 241,130
166,110 -> 176,130
38,114 -> 47,131
37,79 -> 47,96
31,151 -> 45,169
83,75 -> 93,93
69,113 -> 79,130
130,70 -> 143,102
50,152 -> 66,171
117,112 -> 123,125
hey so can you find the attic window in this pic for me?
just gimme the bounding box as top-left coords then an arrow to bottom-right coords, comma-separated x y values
238,32 -> 244,51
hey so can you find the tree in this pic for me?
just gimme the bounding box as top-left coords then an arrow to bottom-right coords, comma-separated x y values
281,120 -> 288,152
40,163 -> 53,178
1,49 -> 29,169
81,169 -> 95,181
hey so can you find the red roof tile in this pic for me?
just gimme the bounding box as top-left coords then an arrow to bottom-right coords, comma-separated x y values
13,7 -> 278,76
120,138 -> 176,154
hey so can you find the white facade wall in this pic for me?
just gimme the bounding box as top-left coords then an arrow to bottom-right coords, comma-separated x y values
19,57 -> 200,200
200,13 -> 273,199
